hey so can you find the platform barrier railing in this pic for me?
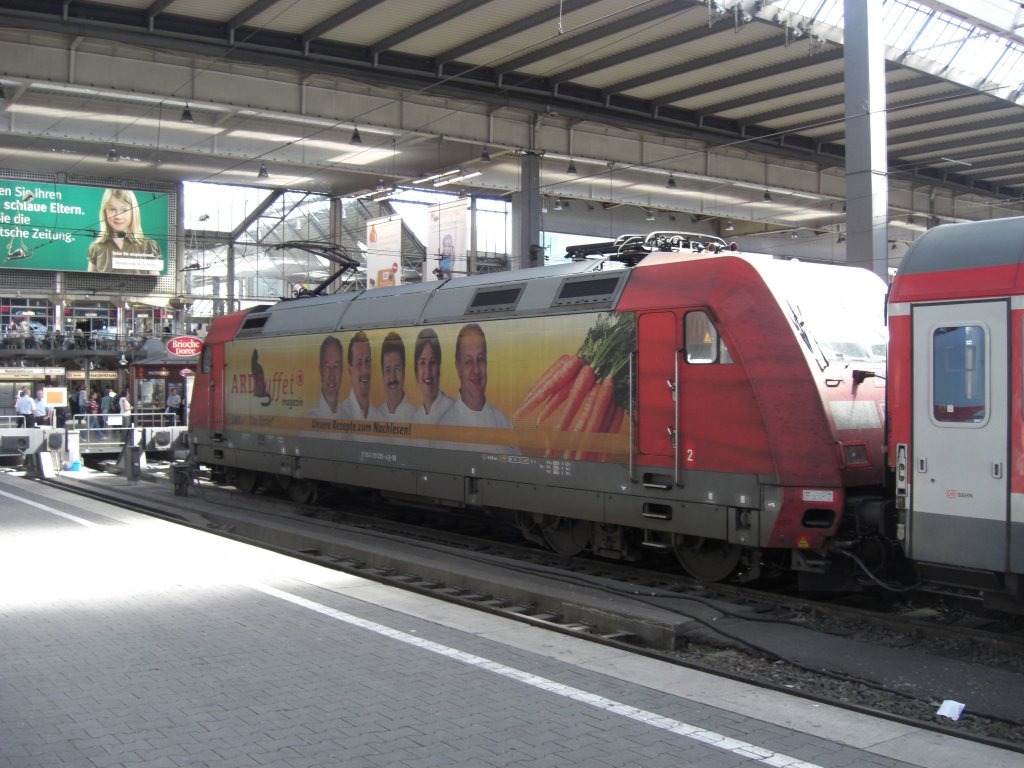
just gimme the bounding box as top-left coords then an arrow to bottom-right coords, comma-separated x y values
68,412 -> 182,449
0,415 -> 31,428
68,414 -> 131,449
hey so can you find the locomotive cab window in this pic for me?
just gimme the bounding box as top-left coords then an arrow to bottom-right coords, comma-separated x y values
932,325 -> 986,424
200,345 -> 212,374
684,311 -> 732,364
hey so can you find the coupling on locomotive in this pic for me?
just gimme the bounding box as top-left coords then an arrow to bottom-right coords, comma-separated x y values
186,225 -> 1024,611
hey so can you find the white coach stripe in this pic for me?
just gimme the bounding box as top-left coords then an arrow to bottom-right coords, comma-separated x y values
251,582 -> 825,768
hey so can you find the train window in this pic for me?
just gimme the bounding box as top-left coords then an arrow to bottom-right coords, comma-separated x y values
239,314 -> 269,334
467,285 -> 523,314
553,275 -> 623,306
684,311 -> 732,364
200,345 -> 212,374
932,325 -> 986,423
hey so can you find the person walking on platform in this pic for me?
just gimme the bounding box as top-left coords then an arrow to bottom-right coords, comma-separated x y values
100,388 -> 115,416
118,389 -> 133,427
165,388 -> 182,426
87,390 -> 105,440
15,388 -> 34,428
33,389 -> 51,427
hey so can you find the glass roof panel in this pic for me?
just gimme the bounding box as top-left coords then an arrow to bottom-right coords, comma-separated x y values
769,0 -> 1024,95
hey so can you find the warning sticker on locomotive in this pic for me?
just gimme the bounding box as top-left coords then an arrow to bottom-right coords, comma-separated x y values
222,312 -> 634,460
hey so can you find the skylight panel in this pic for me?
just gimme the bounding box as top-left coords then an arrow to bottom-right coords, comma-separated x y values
768,0 -> 1024,98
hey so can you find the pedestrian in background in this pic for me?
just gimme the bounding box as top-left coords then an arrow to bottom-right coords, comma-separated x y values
118,389 -> 133,426
87,390 -> 106,440
15,388 -> 34,428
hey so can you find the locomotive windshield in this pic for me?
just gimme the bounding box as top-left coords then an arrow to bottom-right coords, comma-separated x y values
771,260 -> 888,365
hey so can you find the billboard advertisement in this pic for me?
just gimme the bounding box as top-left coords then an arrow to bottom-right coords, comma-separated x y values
222,311 -> 634,460
424,198 -> 468,281
365,215 -> 403,289
0,181 -> 170,275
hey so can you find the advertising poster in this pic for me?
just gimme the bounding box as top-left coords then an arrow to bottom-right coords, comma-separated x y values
0,181 -> 170,275
365,215 -> 403,289
222,311 -> 634,460
424,198 -> 468,281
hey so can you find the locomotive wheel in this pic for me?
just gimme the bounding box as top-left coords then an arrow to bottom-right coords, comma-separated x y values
540,516 -> 591,556
672,535 -> 742,582
513,511 -> 547,548
234,469 -> 261,494
284,478 -> 319,506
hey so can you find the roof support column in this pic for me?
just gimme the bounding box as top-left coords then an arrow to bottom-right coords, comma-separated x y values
844,0 -> 889,279
226,241 -> 236,314
510,151 -> 542,269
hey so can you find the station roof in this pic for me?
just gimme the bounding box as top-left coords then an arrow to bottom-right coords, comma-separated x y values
0,0 -> 1022,243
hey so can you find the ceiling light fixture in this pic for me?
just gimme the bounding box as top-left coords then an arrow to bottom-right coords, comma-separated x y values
763,189 -> 772,202
480,147 -> 491,163
106,146 -> 119,163
553,199 -> 563,211
370,187 -> 395,202
257,162 -> 269,178
350,126 -> 362,145
666,174 -> 677,188
725,220 -> 735,232
566,159 -> 577,175
645,210 -> 656,222
434,171 -> 481,187
180,103 -> 195,123
413,169 -> 460,185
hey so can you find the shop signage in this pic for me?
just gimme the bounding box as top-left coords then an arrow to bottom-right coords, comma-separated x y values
67,370 -> 118,380
167,335 -> 203,357
0,366 -> 65,378
179,368 -> 195,377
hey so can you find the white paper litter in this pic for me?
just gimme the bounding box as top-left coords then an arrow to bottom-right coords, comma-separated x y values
936,700 -> 965,720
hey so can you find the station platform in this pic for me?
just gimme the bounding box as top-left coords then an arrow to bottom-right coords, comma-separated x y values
0,471 -> 1018,768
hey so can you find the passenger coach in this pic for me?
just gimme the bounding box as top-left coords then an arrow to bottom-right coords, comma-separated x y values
888,217 -> 1024,609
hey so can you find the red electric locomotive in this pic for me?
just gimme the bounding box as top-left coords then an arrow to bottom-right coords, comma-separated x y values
188,232 -> 890,589
887,216 -> 1024,610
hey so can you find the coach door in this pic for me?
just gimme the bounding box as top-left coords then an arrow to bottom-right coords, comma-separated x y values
910,301 -> 1008,571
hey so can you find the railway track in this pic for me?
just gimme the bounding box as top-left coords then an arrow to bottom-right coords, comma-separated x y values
33,463 -> 1024,754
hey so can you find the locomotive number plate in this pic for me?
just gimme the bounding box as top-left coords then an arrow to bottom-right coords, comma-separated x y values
801,489 -> 834,502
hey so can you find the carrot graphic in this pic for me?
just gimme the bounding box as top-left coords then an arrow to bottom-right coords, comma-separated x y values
513,354 -> 582,419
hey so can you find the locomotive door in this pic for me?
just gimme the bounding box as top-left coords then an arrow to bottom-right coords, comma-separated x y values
636,312 -> 678,461
198,341 -> 225,431
910,300 -> 1008,571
